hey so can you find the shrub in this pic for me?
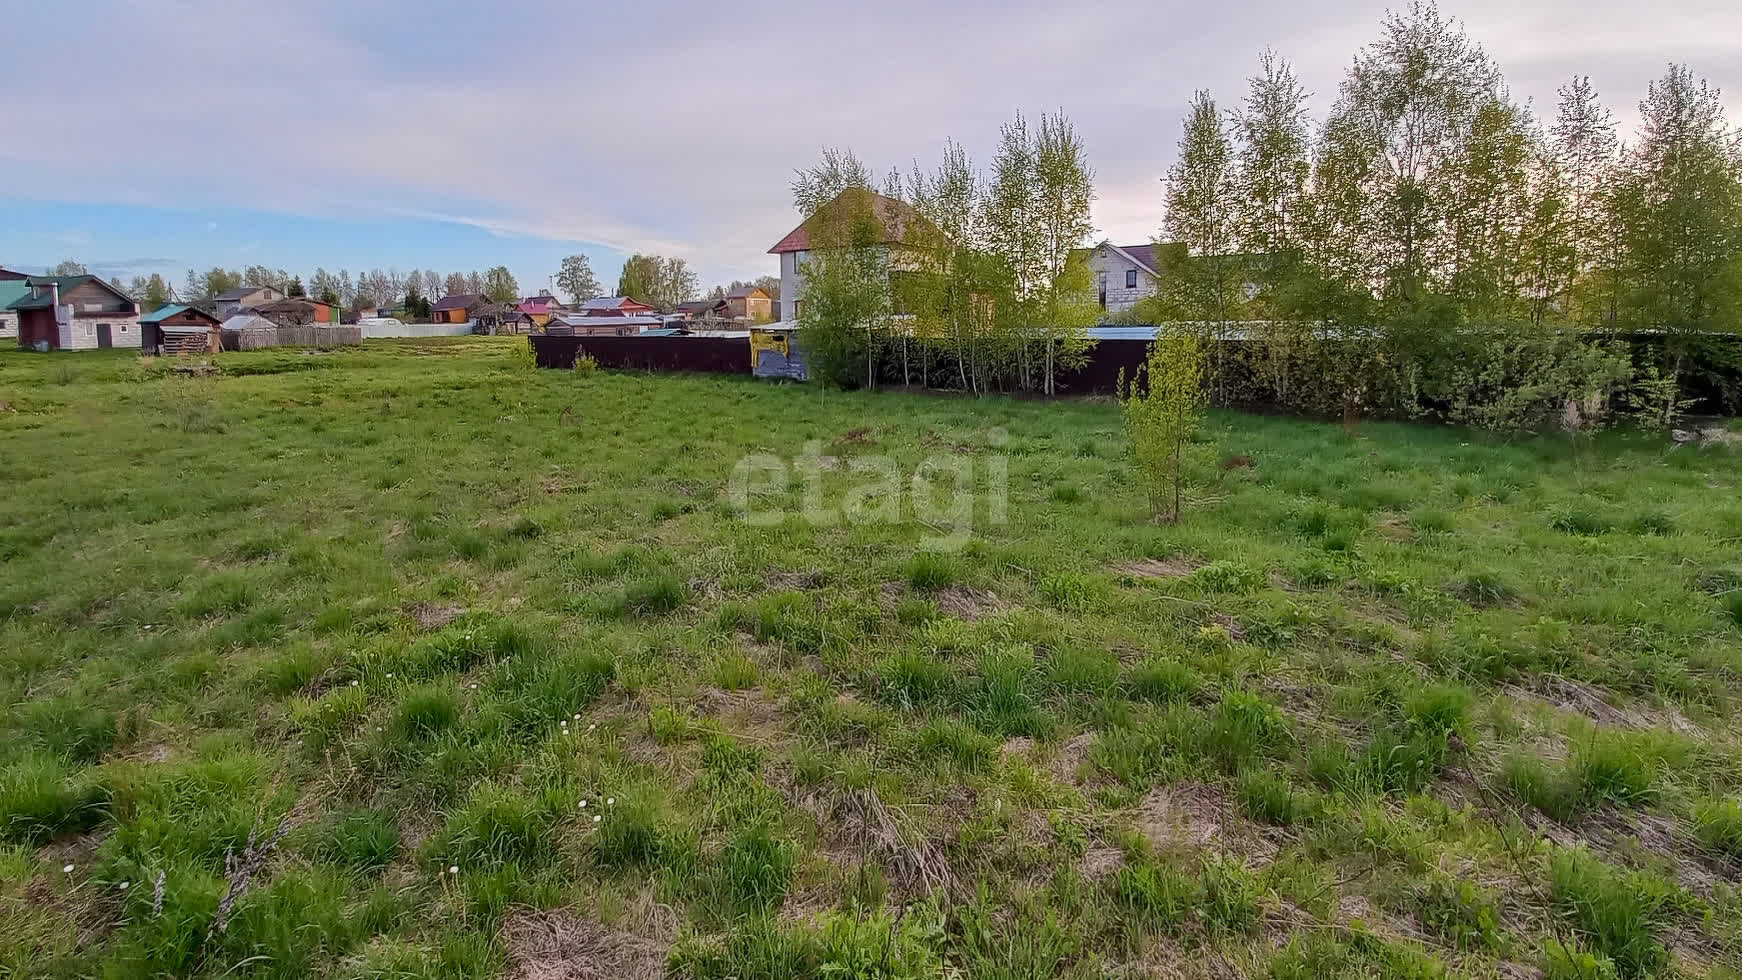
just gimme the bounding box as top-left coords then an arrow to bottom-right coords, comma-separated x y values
1550,509 -> 1613,535
432,783 -> 555,869
1124,657 -> 1206,703
1206,691 -> 1289,768
904,552 -> 957,591
1115,860 -> 1198,931
1237,768 -> 1302,825
11,698 -> 117,763
1452,570 -> 1517,607
878,651 -> 955,707
1690,797 -> 1742,861
714,822 -> 795,912
393,685 -> 462,741
304,808 -> 399,873
1549,849 -> 1678,980
619,573 -> 690,617
591,792 -> 670,868
0,756 -> 109,844
1039,571 -> 1104,612
1189,560 -> 1265,594
1200,857 -> 1261,935
1414,875 -> 1502,952
913,718 -> 998,773
1121,330 -> 1205,523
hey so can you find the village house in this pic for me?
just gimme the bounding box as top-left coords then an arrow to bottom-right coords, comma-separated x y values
768,189 -> 931,322
213,284 -> 286,318
6,275 -> 140,351
0,279 -> 27,340
139,305 -> 223,355
473,302 -> 533,335
578,296 -> 658,317
431,294 -> 484,323
674,298 -> 729,322
516,293 -> 565,327
1077,241 -> 1164,314
725,285 -> 772,322
545,314 -> 663,337
251,297 -> 339,325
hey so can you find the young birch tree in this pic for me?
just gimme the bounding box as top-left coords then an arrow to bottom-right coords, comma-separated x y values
1161,90 -> 1238,404
1031,112 -> 1099,396
1611,64 -> 1742,398
1121,331 -> 1205,524
1232,51 -> 1315,404
791,149 -> 894,389
1550,77 -> 1621,325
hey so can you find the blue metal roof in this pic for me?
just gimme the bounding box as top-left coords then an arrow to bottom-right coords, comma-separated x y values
139,304 -> 193,325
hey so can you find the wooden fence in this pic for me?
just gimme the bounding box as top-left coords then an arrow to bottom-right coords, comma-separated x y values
532,335 -> 751,374
226,326 -> 364,351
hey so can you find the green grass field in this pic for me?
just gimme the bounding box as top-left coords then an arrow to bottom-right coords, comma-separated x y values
1,338 -> 1739,980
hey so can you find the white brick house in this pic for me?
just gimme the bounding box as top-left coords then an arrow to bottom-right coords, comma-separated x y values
769,189 -> 929,322
1081,241 -> 1165,314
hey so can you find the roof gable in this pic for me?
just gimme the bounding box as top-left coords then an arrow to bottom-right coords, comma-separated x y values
432,293 -> 482,311
768,189 -> 931,254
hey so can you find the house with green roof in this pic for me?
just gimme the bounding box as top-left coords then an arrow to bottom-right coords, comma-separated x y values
6,275 -> 140,351
0,279 -> 29,340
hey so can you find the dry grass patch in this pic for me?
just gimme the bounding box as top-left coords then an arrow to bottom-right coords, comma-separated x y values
500,907 -> 670,980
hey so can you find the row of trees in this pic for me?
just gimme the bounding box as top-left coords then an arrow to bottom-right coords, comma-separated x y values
794,114 -> 1101,394
1150,2 -> 1742,423
58,252 -> 713,317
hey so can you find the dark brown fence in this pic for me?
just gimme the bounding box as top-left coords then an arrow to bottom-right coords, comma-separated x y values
532,336 -> 751,374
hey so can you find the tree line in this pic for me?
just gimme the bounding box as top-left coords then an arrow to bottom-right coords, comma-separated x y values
792,2 -> 1742,428
51,252 -> 717,318
794,116 -> 1099,395
1148,2 -> 1742,426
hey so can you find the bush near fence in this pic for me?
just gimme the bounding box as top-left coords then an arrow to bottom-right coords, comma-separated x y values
531,329 -> 1742,419
224,325 -> 363,351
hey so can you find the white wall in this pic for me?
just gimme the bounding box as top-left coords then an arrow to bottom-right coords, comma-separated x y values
358,319 -> 475,339
1087,244 -> 1159,313
779,250 -> 809,318
0,311 -> 16,339
57,314 -> 140,351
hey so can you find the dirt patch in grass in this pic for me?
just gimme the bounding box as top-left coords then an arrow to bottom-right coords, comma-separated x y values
1509,676 -> 1700,735
1079,847 -> 1126,880
1136,782 -> 1281,864
406,602 -> 465,631
934,585 -> 1003,621
766,568 -> 826,591
1375,515 -> 1416,542
836,427 -> 878,447
1049,732 -> 1096,786
1113,557 -> 1197,580
501,907 -> 670,980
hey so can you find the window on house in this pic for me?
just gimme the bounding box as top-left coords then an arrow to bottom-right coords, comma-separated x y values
1126,270 -> 1138,289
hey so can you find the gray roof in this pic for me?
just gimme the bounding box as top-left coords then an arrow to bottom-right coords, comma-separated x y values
215,286 -> 270,301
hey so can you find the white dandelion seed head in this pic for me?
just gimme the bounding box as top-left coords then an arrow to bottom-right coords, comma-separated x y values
573,714 -> 581,721
119,881 -> 130,889
579,799 -> 587,808
350,679 -> 359,686
448,865 -> 459,875
607,797 -> 615,805
62,864 -> 74,873
592,814 -> 601,823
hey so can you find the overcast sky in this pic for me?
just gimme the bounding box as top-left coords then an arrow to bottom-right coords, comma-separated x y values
2,0 -> 1739,294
